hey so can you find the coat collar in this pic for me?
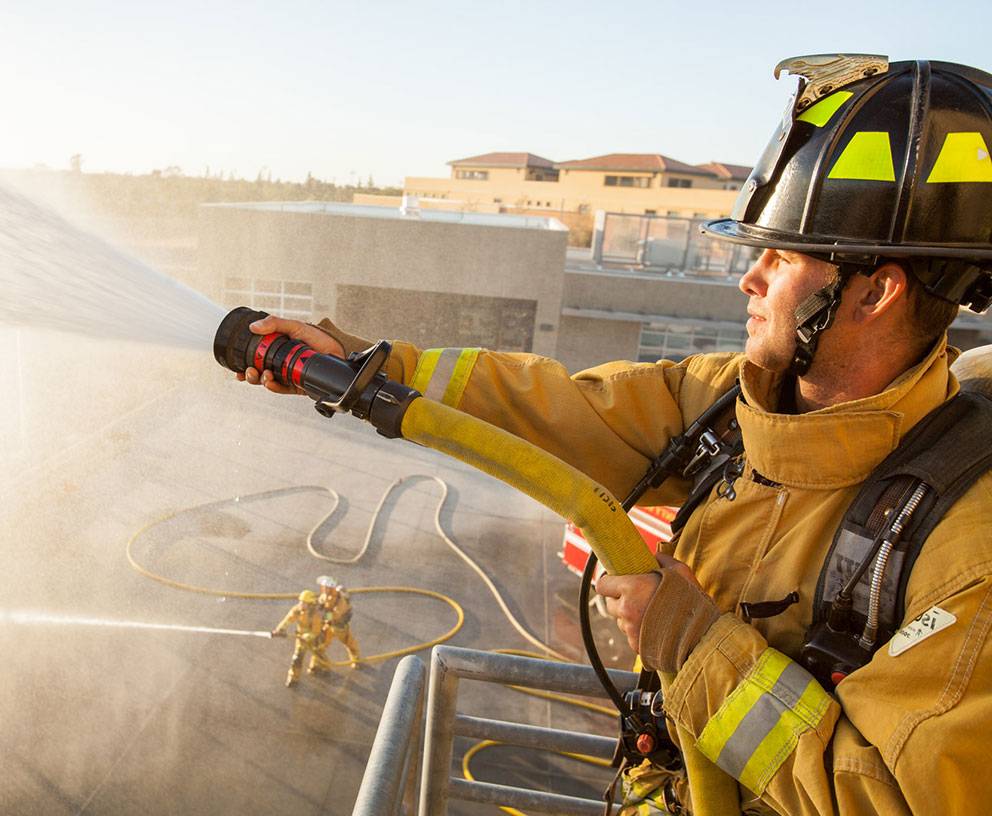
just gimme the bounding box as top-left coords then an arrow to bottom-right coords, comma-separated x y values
735,339 -> 959,488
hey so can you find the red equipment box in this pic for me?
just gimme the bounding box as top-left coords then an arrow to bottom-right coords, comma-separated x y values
560,505 -> 677,580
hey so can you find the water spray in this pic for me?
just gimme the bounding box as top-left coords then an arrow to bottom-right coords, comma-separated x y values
1,609 -> 274,639
0,183 -> 224,349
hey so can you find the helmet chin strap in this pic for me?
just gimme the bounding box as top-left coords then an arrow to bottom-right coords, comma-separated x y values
788,265 -> 859,377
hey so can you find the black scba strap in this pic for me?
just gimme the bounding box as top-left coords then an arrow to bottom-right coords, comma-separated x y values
803,388 -> 992,685
789,261 -> 876,377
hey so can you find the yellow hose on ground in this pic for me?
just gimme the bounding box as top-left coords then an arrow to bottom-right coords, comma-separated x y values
125,492 -> 464,666
401,398 -> 658,577
462,740 -> 612,816
402,398 -> 742,815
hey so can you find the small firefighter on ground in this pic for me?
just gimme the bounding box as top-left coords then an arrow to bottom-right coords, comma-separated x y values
271,590 -> 326,687
316,575 -> 361,668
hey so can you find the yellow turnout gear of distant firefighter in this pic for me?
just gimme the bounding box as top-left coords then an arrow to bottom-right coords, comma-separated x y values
272,594 -> 326,687
318,581 -> 360,668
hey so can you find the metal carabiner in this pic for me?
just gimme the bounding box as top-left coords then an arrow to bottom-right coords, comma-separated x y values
716,456 -> 745,501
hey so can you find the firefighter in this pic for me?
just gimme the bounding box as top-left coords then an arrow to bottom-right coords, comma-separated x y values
241,56 -> 992,814
315,575 -> 361,669
271,590 -> 325,687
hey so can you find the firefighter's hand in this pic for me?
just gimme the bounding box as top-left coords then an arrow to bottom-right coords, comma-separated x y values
596,553 -> 715,672
271,629 -> 287,638
237,315 -> 345,395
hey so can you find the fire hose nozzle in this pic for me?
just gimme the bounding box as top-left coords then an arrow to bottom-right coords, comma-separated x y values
213,306 -> 421,438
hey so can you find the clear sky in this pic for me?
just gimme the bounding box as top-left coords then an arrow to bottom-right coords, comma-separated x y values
0,0 -> 987,186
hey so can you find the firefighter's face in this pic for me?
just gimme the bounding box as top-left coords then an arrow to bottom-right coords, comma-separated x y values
738,249 -> 837,373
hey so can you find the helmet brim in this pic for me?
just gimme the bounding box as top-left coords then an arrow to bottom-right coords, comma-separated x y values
702,218 -> 992,261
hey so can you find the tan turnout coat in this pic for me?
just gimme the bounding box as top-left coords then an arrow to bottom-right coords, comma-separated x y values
322,319 -> 992,815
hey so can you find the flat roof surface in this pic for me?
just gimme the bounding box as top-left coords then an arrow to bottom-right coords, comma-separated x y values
203,200 -> 568,232
0,334 -> 627,815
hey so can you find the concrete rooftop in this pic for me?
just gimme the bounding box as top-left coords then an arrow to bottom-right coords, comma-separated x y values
0,335 -> 630,815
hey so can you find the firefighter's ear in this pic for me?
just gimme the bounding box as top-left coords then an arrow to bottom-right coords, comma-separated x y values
851,263 -> 908,323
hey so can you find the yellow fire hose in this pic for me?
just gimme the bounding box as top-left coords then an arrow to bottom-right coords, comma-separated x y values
400,398 -> 658,576
401,397 -> 742,816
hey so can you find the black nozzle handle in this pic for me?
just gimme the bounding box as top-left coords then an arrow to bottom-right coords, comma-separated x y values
213,306 -> 421,438
316,341 -> 392,414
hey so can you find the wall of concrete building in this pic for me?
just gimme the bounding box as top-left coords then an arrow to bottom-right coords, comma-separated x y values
555,315 -> 643,372
197,204 -> 569,357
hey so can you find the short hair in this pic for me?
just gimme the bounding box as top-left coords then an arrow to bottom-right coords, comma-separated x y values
896,261 -> 960,352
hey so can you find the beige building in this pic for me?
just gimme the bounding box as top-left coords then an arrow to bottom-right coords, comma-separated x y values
403,152 -> 750,219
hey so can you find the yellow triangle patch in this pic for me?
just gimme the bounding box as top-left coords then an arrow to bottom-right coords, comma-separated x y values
828,132 -> 896,182
797,91 -> 853,128
926,132 -> 992,183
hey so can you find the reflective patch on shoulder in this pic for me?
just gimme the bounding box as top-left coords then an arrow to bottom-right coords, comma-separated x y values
888,606 -> 956,657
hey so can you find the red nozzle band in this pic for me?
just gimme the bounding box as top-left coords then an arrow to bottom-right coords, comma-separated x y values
280,342 -> 307,385
291,349 -> 317,388
253,333 -> 282,372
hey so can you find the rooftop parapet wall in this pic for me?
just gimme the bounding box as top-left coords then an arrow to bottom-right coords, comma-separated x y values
563,267 -> 749,326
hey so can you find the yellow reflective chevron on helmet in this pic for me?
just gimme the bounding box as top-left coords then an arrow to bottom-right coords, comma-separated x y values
927,132 -> 992,183
797,91 -> 853,127
828,132 -> 896,181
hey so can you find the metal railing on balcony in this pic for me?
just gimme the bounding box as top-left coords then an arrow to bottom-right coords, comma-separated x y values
592,211 -> 757,278
353,647 -> 638,816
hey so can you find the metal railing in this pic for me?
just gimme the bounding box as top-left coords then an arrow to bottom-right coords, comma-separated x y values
592,211 -> 757,278
352,655 -> 427,816
354,646 -> 638,816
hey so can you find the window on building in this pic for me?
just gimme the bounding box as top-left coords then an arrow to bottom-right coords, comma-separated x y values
637,321 -> 746,363
525,168 -> 560,182
223,278 -> 314,321
667,178 -> 693,188
455,170 -> 489,180
605,175 -> 650,188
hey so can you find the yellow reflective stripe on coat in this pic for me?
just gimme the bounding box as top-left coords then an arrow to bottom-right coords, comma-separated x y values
696,648 -> 834,795
409,348 -> 480,407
